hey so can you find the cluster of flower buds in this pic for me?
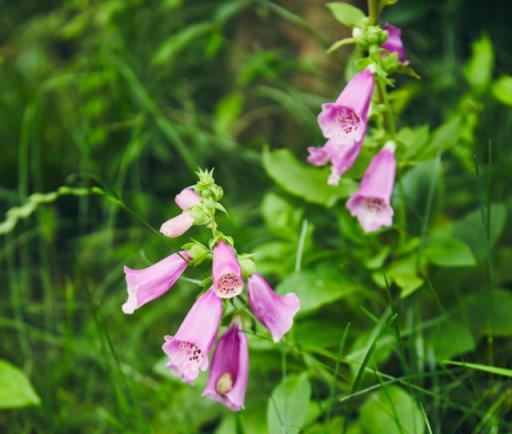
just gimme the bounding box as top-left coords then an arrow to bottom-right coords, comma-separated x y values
122,171 -> 300,411
308,21 -> 407,233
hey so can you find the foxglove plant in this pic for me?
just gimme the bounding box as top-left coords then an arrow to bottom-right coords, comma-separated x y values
307,4 -> 413,233
122,170 -> 300,411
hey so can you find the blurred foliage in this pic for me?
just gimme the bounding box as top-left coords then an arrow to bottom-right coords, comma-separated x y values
1,0 -> 512,433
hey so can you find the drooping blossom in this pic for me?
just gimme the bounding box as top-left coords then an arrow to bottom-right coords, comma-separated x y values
308,69 -> 375,185
122,251 -> 190,314
160,188 -> 201,238
203,319 -> 249,411
247,273 -> 300,343
346,141 -> 396,233
212,240 -> 243,299
162,287 -> 222,384
381,24 -> 407,63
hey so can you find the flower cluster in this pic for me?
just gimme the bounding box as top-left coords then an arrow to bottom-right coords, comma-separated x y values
308,23 -> 407,233
122,170 -> 300,411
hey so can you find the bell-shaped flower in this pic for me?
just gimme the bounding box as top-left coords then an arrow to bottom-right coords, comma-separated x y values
212,240 -> 243,298
203,319 -> 249,411
346,141 -> 396,233
175,187 -> 201,210
122,251 -> 190,314
162,287 -> 222,384
160,212 -> 195,238
381,24 -> 407,63
308,69 -> 375,185
247,274 -> 300,343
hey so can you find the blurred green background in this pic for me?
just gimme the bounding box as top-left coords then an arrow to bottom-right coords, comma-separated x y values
1,0 -> 512,433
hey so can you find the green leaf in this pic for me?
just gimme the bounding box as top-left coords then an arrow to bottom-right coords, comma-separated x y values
427,322 -> 475,361
277,264 -> 358,314
491,75 -> 512,106
397,124 -> 430,160
423,237 -> 476,267
253,241 -> 296,277
387,256 -> 424,298
443,360 -> 512,378
418,116 -> 462,159
326,3 -> 366,27
452,203 -> 506,261
346,332 -> 395,375
214,92 -> 243,136
360,386 -> 425,434
464,35 -> 494,93
262,148 -> 356,207
152,23 -> 213,65
457,289 -> 512,336
267,373 -> 311,434
0,359 -> 41,409
261,192 -> 303,240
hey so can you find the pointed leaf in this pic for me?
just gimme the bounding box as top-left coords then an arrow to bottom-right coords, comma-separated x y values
267,373 -> 311,434
0,359 -> 41,409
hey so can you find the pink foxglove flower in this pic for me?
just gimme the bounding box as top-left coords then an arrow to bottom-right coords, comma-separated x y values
162,287 -> 222,384
247,274 -> 300,343
160,212 -> 194,238
308,69 -> 375,185
203,319 -> 249,411
122,251 -> 190,314
175,187 -> 201,210
160,188 -> 201,238
346,141 -> 396,233
381,24 -> 407,63
212,240 -> 243,298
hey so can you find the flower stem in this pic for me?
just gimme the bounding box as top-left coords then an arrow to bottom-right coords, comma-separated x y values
376,76 -> 397,137
368,0 -> 379,25
367,0 -> 397,138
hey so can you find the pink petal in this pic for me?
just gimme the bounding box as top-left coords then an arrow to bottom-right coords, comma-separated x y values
162,287 -> 222,384
160,212 -> 194,238
212,241 -> 243,298
248,274 -> 300,343
175,188 -> 201,210
122,251 -> 189,314
203,320 -> 249,411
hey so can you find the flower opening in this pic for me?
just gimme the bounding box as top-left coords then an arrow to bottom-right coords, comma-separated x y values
212,241 -> 243,298
163,287 -> 222,384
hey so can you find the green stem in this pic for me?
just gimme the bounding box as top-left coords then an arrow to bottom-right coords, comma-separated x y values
367,0 -> 397,138
368,0 -> 379,25
376,76 -> 397,137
